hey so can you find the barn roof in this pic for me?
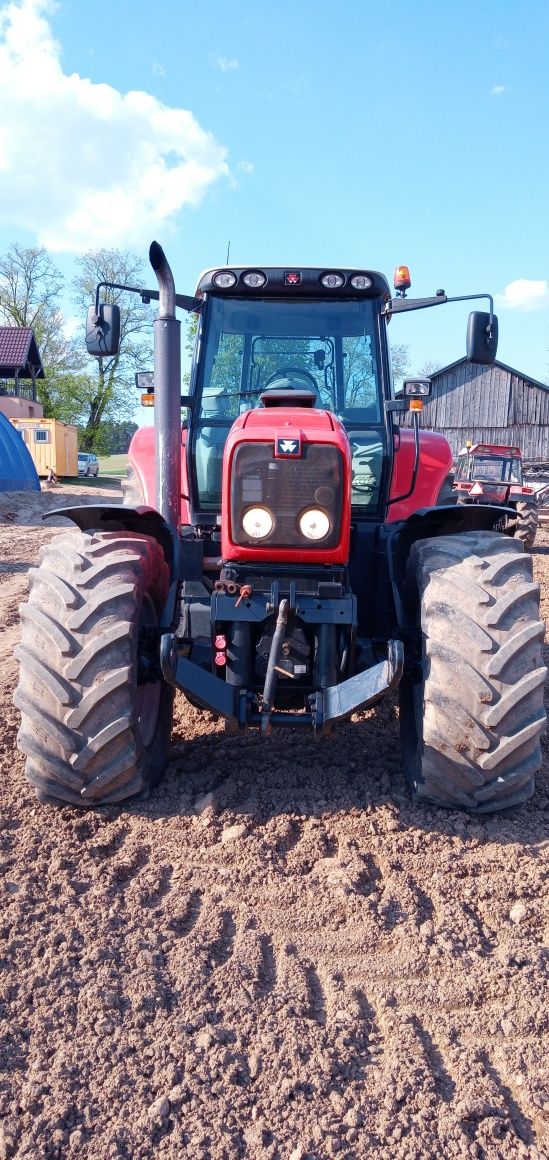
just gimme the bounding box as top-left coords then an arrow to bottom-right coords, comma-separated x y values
0,327 -> 44,379
432,357 -> 549,393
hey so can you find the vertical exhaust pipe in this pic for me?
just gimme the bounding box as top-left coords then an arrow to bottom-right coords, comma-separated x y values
149,241 -> 181,532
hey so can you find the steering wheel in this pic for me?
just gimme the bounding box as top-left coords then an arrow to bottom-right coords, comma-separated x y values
263,367 -> 318,390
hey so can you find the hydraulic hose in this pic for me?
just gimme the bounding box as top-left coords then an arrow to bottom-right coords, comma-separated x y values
260,599 -> 289,735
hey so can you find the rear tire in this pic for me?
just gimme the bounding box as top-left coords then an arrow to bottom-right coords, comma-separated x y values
121,464 -> 146,507
14,530 -> 173,807
514,500 -> 539,550
399,530 -> 546,812
436,472 -> 458,505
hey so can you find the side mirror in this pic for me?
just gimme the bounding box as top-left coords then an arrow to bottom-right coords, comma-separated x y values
85,303 -> 121,358
467,311 -> 498,365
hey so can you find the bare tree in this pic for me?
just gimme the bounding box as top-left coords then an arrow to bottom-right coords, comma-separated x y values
416,359 -> 442,377
0,244 -> 71,373
390,342 -> 411,386
73,249 -> 154,449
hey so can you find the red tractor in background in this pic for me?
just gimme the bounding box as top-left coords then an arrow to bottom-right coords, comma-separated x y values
14,249 -> 546,814
453,441 -> 539,549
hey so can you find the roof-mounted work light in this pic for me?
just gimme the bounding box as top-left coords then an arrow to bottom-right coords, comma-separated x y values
136,371 -> 154,392
403,378 -> 431,397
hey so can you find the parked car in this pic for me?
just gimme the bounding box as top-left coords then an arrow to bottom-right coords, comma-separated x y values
78,452 -> 99,477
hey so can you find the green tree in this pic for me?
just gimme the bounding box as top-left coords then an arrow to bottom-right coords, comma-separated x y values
92,419 -> 138,455
0,244 -> 79,410
74,249 -> 153,450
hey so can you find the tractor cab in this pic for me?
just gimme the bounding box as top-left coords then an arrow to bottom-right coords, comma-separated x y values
454,442 -> 530,502
455,442 -> 524,484
189,267 -> 389,518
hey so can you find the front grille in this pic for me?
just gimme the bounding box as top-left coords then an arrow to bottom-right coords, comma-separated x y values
231,442 -> 343,548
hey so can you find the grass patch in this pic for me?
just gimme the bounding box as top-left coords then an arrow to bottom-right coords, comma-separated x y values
97,454 -> 128,476
62,475 -> 122,489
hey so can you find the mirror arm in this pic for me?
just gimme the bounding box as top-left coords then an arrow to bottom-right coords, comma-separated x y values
93,281 -> 202,319
384,291 -> 496,346
445,292 -> 495,343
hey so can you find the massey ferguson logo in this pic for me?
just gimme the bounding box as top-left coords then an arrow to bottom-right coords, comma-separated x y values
276,437 -> 301,457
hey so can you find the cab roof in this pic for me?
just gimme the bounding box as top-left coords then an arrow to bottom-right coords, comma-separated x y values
459,443 -> 522,458
195,266 -> 391,299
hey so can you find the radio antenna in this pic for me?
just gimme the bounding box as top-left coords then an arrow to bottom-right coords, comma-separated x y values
226,240 -> 231,265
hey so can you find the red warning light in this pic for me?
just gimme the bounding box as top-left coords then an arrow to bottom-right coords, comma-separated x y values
214,651 -> 226,667
284,271 -> 301,286
214,634 -> 227,650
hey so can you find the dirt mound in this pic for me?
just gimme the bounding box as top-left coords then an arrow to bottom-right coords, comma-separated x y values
0,487 -> 548,1158
0,483 -> 122,527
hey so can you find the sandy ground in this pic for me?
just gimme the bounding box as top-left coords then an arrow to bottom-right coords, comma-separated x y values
0,483 -> 548,1160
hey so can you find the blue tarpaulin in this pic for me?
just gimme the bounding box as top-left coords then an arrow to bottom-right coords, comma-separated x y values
0,412 -> 40,491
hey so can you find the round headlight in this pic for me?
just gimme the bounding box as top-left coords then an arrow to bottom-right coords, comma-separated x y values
212,270 -> 237,289
242,506 -> 273,539
242,270 -> 267,289
350,273 -> 373,290
299,508 -> 331,541
320,272 -> 345,289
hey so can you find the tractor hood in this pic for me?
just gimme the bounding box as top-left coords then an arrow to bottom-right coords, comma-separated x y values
221,406 -> 352,565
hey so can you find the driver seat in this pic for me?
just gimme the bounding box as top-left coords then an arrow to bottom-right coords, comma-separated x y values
258,373 -> 319,408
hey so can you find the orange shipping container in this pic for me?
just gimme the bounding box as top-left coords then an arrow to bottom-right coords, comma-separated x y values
10,418 -> 78,478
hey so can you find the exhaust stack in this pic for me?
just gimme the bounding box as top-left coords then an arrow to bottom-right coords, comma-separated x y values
150,241 -> 181,531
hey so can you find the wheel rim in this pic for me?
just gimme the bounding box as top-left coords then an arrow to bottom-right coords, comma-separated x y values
136,593 -> 162,748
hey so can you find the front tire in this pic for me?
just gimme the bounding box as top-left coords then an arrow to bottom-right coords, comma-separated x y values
399,531 -> 546,812
14,530 -> 174,807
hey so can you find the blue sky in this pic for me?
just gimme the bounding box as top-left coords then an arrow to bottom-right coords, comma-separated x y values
0,0 -> 548,411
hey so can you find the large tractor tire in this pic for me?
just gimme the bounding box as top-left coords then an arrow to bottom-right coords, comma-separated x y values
14,530 -> 174,807
514,500 -> 539,551
399,530 -> 546,813
436,472 -> 458,506
121,464 -> 146,507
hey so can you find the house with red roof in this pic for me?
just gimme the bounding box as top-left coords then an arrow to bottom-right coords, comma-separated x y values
0,327 -> 44,420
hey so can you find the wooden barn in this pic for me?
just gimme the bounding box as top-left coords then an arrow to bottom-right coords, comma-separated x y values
400,358 -> 549,462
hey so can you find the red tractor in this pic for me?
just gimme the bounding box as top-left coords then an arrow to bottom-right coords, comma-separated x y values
14,250 -> 546,813
453,442 -> 539,549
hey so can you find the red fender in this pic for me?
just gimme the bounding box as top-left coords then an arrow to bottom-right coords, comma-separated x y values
127,425 -> 191,524
128,422 -> 452,531
388,429 -> 453,522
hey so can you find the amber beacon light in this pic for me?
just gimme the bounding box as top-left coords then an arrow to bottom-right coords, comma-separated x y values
393,265 -> 411,294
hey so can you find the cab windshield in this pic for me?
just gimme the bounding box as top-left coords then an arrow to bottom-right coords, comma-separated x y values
192,295 -> 385,514
456,454 -> 523,484
197,295 -> 382,420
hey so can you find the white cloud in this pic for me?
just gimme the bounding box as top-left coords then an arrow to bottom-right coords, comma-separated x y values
237,160 -> 254,173
152,60 -> 166,78
496,279 -> 549,311
491,84 -> 507,96
211,53 -> 239,71
0,0 -> 230,252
